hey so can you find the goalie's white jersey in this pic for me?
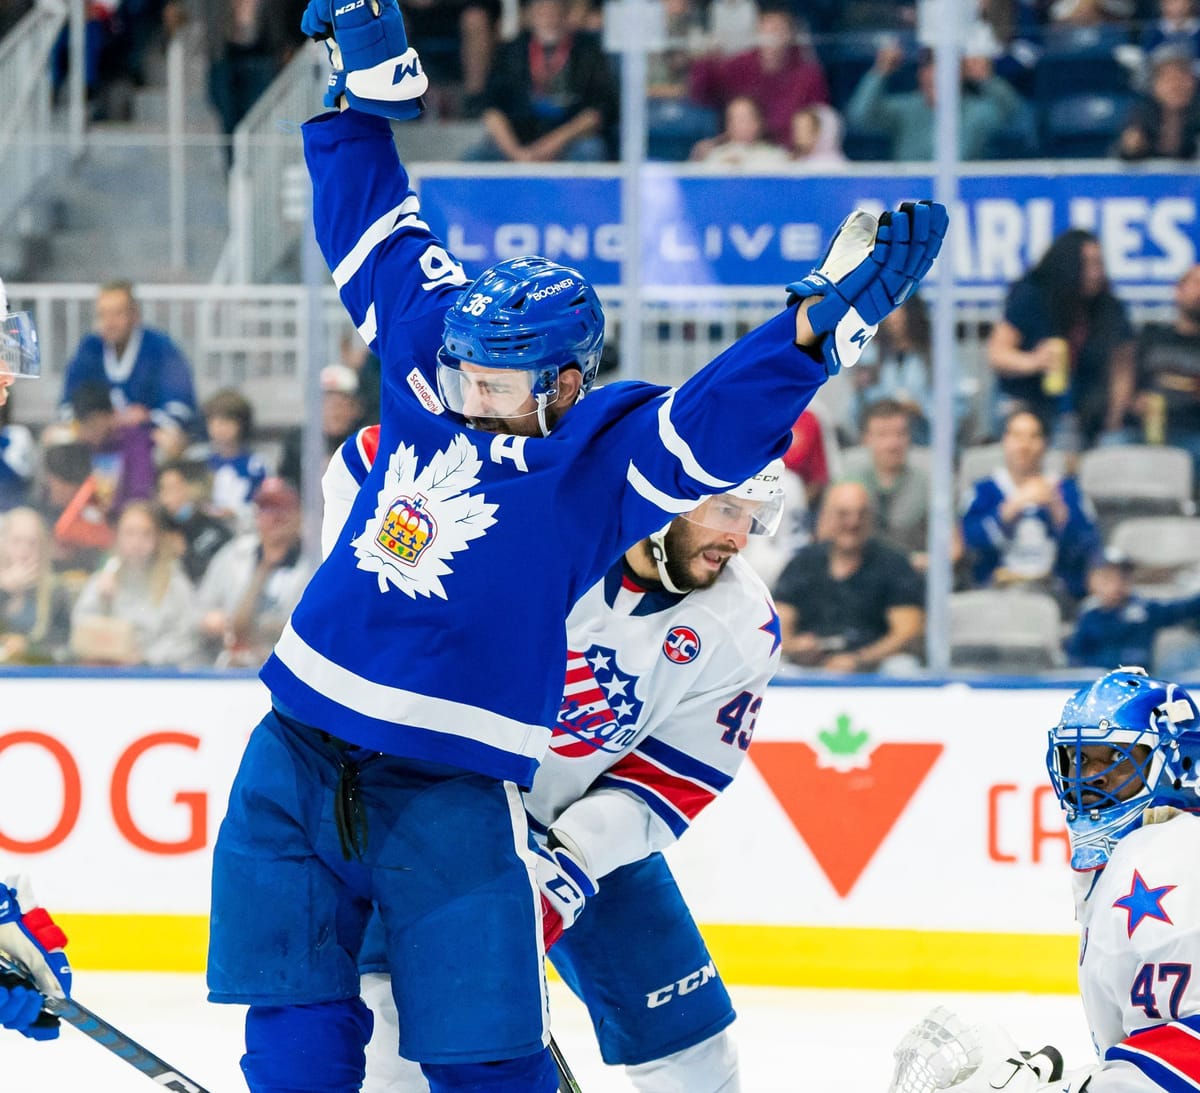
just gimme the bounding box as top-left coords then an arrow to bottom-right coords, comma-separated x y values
1073,812 -> 1200,1090
324,425 -> 782,880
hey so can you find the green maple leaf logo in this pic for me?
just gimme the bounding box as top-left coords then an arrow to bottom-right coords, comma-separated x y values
818,713 -> 869,756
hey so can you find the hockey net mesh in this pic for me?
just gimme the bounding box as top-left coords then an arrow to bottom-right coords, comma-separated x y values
888,1006 -> 984,1093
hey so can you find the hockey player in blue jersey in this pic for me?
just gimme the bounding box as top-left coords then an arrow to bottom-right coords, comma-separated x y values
205,2 -> 948,1090
327,433 -> 784,1091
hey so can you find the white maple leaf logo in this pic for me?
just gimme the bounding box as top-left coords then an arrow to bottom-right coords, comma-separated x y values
351,435 -> 498,598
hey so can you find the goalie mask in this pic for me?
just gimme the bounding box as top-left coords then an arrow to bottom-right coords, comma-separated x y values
0,278 -> 39,380
648,460 -> 787,594
1047,667 -> 1200,871
437,256 -> 604,436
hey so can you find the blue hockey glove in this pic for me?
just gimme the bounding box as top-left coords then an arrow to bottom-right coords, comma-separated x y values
536,838 -> 597,951
0,876 -> 71,1041
301,0 -> 427,119
787,199 -> 948,375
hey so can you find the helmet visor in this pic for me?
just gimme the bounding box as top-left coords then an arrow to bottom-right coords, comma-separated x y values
683,492 -> 784,537
0,311 -> 40,378
436,351 -> 558,421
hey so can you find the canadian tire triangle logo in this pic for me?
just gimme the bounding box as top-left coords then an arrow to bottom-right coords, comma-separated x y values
751,714 -> 942,897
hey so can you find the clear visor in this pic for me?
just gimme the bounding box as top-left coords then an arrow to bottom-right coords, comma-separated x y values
0,312 -> 40,378
435,351 -> 557,421
683,492 -> 784,538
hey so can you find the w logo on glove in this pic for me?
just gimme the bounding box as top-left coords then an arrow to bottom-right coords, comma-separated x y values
787,200 -> 949,376
302,0 -> 428,119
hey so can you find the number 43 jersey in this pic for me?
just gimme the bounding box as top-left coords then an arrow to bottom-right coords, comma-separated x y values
1074,812 -> 1200,1088
528,552 -> 782,881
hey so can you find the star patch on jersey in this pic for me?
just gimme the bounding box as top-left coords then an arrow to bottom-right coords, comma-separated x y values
758,600 -> 782,656
1114,870 -> 1177,938
552,644 -> 645,756
351,436 -> 497,598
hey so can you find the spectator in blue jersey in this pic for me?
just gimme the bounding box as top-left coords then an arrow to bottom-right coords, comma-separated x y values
200,388 -> 268,530
961,409 -> 1102,603
203,5 -> 947,1090
59,281 -> 198,448
1067,546 -> 1200,670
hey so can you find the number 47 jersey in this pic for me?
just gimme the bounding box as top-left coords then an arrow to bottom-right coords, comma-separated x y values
1074,812 -> 1200,1089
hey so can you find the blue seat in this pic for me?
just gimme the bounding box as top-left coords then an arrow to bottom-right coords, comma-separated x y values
983,102 -> 1042,159
1040,91 -> 1134,158
646,98 -> 720,162
1035,49 -> 1131,103
842,127 -> 893,161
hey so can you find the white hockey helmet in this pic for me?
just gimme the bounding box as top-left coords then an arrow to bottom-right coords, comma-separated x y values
648,459 -> 788,593
0,277 -> 40,380
683,458 -> 787,538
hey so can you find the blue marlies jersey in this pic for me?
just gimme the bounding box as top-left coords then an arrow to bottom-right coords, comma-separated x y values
260,109 -> 826,787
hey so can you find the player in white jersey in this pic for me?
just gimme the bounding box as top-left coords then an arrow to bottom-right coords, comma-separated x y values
913,667 -> 1200,1093
326,432 -> 784,1091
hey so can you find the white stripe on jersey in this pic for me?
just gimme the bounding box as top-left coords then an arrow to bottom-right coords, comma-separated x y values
503,781 -> 551,1027
656,391 -> 735,490
331,196 -> 422,289
274,621 -> 546,760
626,461 -> 704,514
357,302 -> 378,346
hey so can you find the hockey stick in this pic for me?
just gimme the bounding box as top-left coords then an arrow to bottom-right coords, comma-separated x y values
0,953 -> 215,1093
550,1032 -> 583,1092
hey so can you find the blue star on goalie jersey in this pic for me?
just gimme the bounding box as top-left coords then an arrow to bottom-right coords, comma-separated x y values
1114,870 -> 1177,938
759,600 -> 782,656
553,644 -> 645,756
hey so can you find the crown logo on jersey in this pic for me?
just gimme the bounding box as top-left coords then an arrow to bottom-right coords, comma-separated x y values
376,493 -> 437,566
352,436 -> 497,599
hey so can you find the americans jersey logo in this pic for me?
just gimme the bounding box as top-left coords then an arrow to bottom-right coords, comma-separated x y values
552,644 -> 645,757
352,436 -> 497,598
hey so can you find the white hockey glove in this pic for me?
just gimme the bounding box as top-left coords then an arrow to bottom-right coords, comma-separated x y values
536,834 -> 597,951
951,1022 -> 1064,1093
0,876 -> 71,1041
301,0 -> 427,119
787,199 -> 949,376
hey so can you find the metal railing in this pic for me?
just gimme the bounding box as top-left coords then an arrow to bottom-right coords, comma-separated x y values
216,43 -> 329,284
0,2 -> 69,229
4,280 -> 1177,433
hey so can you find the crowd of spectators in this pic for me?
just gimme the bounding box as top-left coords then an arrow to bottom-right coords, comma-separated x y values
412,0 -> 1200,163
0,280 -> 379,669
15,0 -> 1200,164
9,238 -> 1200,676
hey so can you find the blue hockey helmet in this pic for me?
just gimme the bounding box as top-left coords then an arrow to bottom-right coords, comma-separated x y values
1047,667 -> 1200,871
437,256 -> 604,430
